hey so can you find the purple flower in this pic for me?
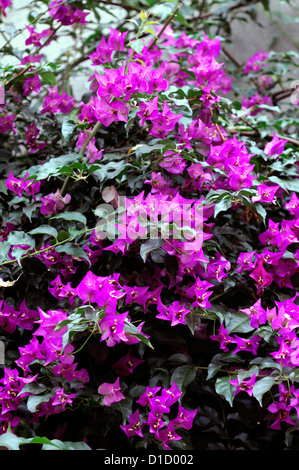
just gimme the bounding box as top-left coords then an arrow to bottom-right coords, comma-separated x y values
23,74 -> 41,97
85,141 -> 104,163
210,323 -> 236,352
255,248 -> 283,266
185,277 -> 214,309
148,395 -> 171,416
123,285 -> 150,305
107,28 -> 128,52
206,252 -> 231,282
93,97 -> 129,126
49,1 -> 89,26
252,184 -> 280,204
172,404 -> 197,430
244,50 -> 269,74
285,192 -> 299,216
16,300 -> 38,330
267,401 -> 296,430
0,300 -> 19,333
34,307 -> 68,339
289,389 -> 299,419
161,382 -> 182,406
5,171 -> 23,197
272,297 -> 299,332
249,261 -> 273,294
228,164 -> 255,191
25,26 -> 53,48
258,219 -> 280,246
0,114 -> 16,133
99,312 -> 129,347
229,374 -> 257,396
0,0 -> 12,17
242,92 -> 273,116
98,377 -> 125,406
40,189 -> 71,215
136,96 -> 160,127
264,132 -> 287,156
89,36 -> 113,65
157,421 -> 182,450
41,86 -> 74,115
236,251 -> 256,274
120,409 -> 144,438
5,171 -> 40,200
240,299 -> 267,329
270,340 -> 293,367
147,411 -> 165,437
112,350 -> 144,376
233,334 -> 261,355
52,388 -> 76,409
136,386 -> 161,407
16,336 -> 45,373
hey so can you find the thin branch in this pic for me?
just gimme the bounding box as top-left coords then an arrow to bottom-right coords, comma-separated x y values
221,45 -> 242,68
227,128 -> 299,146
0,1 -> 65,53
4,24 -> 62,87
272,89 -> 293,105
60,121 -> 102,197
210,108 -> 226,142
147,3 -> 182,51
96,0 -> 141,13
193,0 -> 259,23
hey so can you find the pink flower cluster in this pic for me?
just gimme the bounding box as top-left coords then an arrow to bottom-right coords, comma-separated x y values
41,85 -> 74,115
1,11 -> 299,446
49,0 -> 90,25
6,171 -> 40,200
98,380 -> 197,449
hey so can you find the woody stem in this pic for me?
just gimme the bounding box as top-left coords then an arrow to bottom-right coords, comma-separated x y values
60,121 -> 102,196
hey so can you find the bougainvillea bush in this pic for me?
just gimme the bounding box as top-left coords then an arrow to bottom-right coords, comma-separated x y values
0,0 -> 298,451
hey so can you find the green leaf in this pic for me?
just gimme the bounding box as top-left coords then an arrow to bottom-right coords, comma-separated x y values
231,100 -> 242,110
29,225 -> 58,239
25,436 -> 61,448
143,28 -> 157,37
140,238 -> 163,262
0,429 -> 24,450
51,211 -> 87,225
224,311 -> 254,334
124,320 -> 154,349
268,175 -> 299,193
62,119 -> 76,142
23,202 -> 39,222
129,39 -> 144,55
111,397 -> 132,425
252,376 -> 278,406
170,365 -> 196,399
174,12 -> 193,29
7,231 -> 35,247
27,392 -> 52,413
55,242 -> 91,265
207,351 -> 244,380
0,240 -> 11,263
39,71 -> 56,86
42,440 -> 91,450
214,197 -> 233,217
215,376 -> 235,406
18,382 -> 47,397
22,153 -> 80,180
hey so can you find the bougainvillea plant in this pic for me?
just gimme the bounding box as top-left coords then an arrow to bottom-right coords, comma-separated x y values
0,0 -> 298,451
